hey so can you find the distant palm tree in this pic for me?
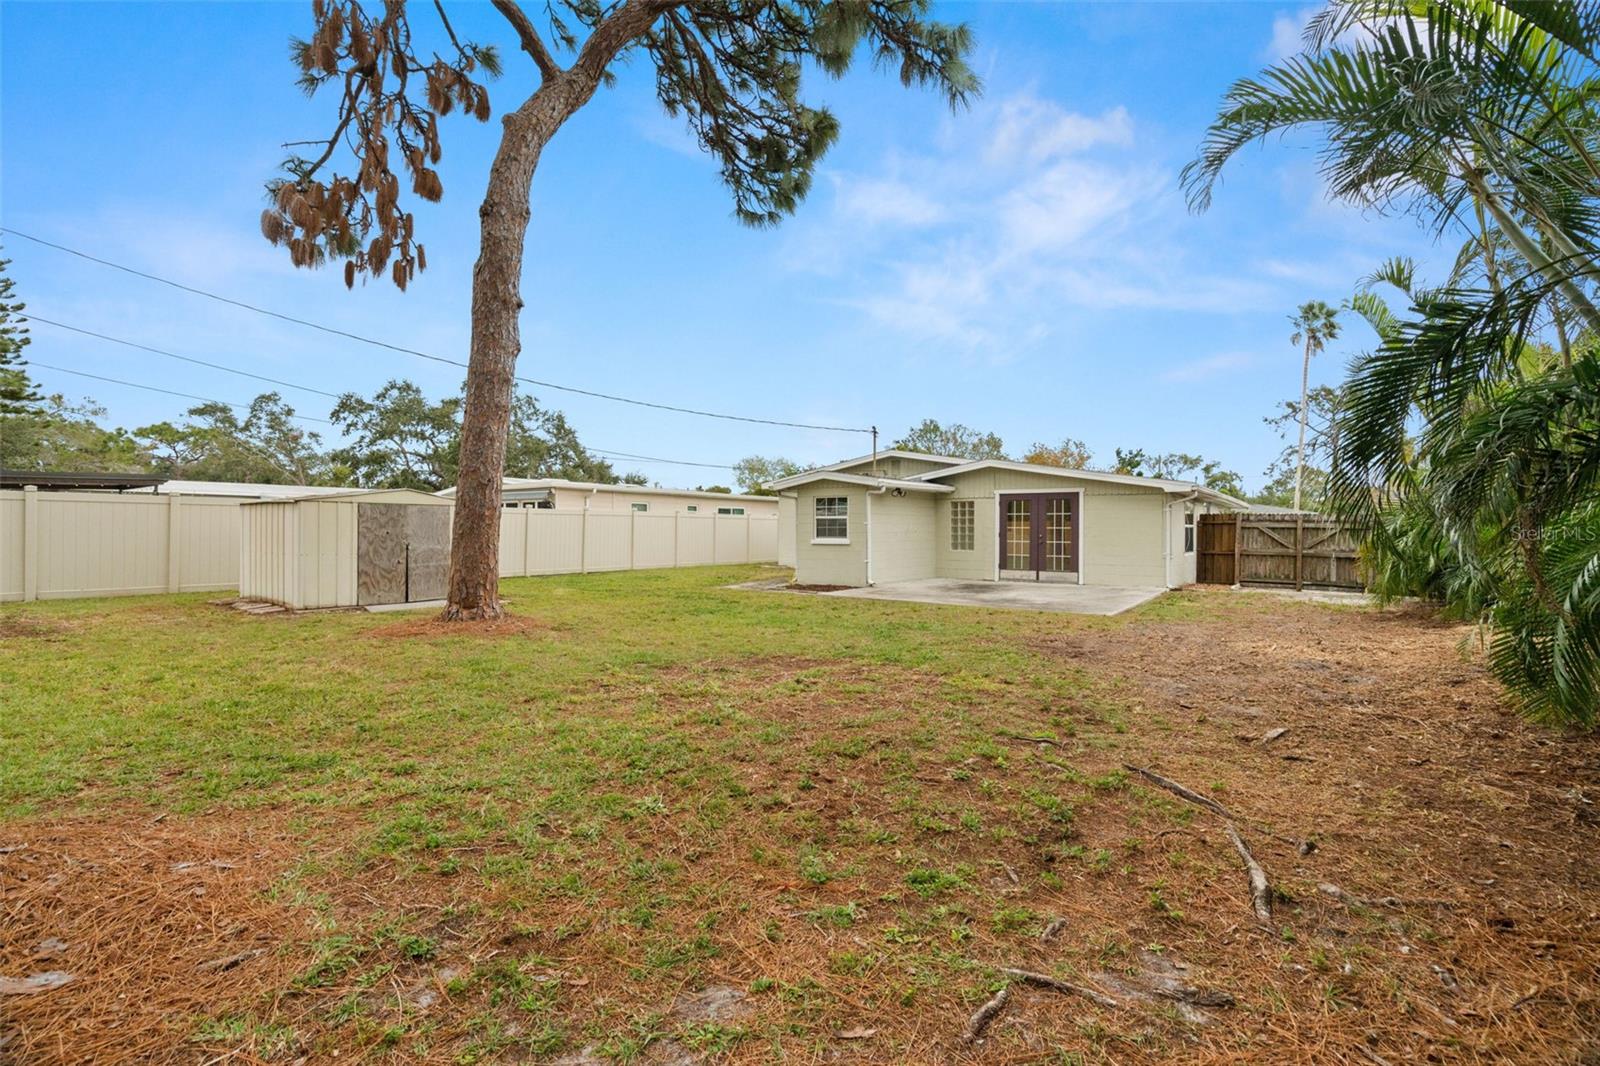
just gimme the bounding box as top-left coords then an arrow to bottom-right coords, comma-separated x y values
1288,300 -> 1341,512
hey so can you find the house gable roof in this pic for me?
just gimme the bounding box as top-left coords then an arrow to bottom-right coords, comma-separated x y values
764,470 -> 954,494
812,450 -> 970,475
910,459 -> 1248,509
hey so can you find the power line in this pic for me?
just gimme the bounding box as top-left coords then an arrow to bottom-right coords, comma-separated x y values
25,317 -> 744,471
3,227 -> 873,435
26,361 -> 334,424
28,315 -> 342,400
591,448 -> 735,470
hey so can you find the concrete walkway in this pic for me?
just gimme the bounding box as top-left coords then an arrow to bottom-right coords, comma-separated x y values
822,578 -> 1165,616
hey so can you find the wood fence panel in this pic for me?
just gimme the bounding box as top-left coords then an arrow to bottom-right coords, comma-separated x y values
1196,513 -> 1362,591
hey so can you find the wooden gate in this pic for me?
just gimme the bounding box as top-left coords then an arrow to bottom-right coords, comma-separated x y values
356,503 -> 451,605
1196,513 -> 1363,591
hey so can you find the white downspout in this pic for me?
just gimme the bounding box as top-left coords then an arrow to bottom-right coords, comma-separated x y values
865,484 -> 888,586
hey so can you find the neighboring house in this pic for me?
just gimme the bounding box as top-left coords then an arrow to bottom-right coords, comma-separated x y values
768,450 -> 1247,589
436,478 -> 779,517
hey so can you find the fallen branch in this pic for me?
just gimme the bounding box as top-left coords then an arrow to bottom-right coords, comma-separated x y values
1125,765 -> 1235,819
999,967 -> 1120,1010
997,732 -> 1066,748
961,985 -> 1010,1045
196,948 -> 266,974
1225,823 -> 1273,923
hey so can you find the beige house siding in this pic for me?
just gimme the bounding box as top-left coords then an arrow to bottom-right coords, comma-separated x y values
929,470 -> 1169,587
791,480 -> 868,586
868,492 -> 937,584
777,494 -> 796,567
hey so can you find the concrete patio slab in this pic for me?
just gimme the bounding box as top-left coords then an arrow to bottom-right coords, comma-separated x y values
821,578 -> 1165,616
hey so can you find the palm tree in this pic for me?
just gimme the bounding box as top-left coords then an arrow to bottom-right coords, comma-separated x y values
1288,301 -> 1342,511
1185,0 -> 1600,724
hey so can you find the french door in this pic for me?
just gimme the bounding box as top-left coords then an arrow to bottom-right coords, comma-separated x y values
999,493 -> 1078,581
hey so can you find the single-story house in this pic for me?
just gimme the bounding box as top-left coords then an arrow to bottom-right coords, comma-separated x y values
768,450 -> 1247,589
437,478 -> 778,517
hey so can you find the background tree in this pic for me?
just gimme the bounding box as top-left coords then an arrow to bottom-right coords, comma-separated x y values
1287,300 -> 1341,511
894,418 -> 1005,460
1,395 -> 151,472
0,253 -> 43,417
732,455 -> 802,494
1111,447 -> 1244,496
697,484 -> 733,494
264,0 -> 977,621
1021,438 -> 1092,469
1257,385 -> 1346,509
329,380 -> 460,490
137,394 -> 329,484
331,379 -> 631,490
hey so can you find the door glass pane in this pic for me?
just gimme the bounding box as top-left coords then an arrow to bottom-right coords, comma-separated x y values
1004,499 -> 1032,569
1044,497 -> 1072,572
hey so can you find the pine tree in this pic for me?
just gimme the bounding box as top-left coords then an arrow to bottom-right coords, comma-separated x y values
0,255 -> 43,417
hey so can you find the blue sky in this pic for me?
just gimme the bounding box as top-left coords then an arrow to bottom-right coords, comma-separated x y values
2,2 -> 1451,491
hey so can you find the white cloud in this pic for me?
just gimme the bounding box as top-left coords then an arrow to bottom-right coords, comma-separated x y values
985,97 -> 1133,166
784,88 -> 1301,359
835,176 -> 946,228
1160,352 -> 1256,383
1266,8 -> 1317,61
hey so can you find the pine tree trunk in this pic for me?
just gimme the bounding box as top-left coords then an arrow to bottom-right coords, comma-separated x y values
443,82 -> 591,621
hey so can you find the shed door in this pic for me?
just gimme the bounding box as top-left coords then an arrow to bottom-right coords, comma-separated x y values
357,504 -> 452,605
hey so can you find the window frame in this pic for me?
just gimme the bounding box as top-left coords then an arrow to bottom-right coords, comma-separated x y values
716,506 -> 746,516
812,495 -> 849,544
949,499 -> 975,551
1183,507 -> 1196,554
631,502 -> 650,513
685,504 -> 698,513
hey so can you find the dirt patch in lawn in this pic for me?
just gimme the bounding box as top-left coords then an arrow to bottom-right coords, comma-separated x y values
0,809 -> 319,1065
0,612 -> 77,641
363,613 -> 551,640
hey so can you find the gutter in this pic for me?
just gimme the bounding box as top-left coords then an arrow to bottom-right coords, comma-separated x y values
864,483 -> 889,586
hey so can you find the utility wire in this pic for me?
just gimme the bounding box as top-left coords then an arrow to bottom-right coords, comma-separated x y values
28,315 -> 343,400
3,227 -> 873,434
26,361 -> 335,424
26,317 -> 743,471
591,448 -> 735,470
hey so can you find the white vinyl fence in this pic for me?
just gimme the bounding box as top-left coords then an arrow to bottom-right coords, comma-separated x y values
1,488 -> 779,603
497,508 -> 779,577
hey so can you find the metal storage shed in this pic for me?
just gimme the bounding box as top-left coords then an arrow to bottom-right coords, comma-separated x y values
239,489 -> 453,609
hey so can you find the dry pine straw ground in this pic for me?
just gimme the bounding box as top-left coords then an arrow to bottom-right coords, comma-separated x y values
2,581 -> 1599,1065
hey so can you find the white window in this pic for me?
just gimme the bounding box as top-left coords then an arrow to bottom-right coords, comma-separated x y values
813,496 -> 848,542
717,506 -> 745,516
685,504 -> 698,513
1184,507 -> 1195,553
632,502 -> 649,512
950,500 -> 975,551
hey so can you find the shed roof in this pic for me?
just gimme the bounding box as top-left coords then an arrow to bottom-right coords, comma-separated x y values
240,487 -> 450,506
436,478 -> 774,503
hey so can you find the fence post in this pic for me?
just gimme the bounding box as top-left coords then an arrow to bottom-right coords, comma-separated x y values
712,512 -> 718,563
1294,513 -> 1304,591
166,493 -> 183,593
629,508 -> 636,570
580,504 -> 588,575
744,514 -> 751,563
523,510 -> 533,577
22,485 -> 39,602
673,512 -> 680,567
1232,512 -> 1242,587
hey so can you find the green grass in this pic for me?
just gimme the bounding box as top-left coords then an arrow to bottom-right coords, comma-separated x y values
0,566 -> 1290,1060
